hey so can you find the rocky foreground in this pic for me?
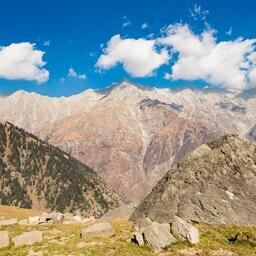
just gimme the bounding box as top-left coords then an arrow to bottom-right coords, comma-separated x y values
1,205 -> 256,256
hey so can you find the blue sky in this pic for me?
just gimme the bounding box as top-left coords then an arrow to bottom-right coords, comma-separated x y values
0,0 -> 256,96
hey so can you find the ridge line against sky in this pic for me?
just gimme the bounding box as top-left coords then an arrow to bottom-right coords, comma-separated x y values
0,0 -> 256,96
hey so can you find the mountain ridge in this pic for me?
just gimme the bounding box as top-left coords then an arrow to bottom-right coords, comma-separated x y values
1,80 -> 256,202
0,121 -> 124,216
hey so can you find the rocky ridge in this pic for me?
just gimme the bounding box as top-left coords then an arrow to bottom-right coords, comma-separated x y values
130,135 -> 256,225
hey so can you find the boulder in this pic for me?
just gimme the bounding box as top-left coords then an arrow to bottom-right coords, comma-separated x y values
143,221 -> 176,252
171,216 -> 199,244
100,204 -> 135,221
0,231 -> 9,248
39,212 -> 63,224
0,218 -> 18,226
80,222 -> 114,238
18,219 -> 28,225
12,230 -> 43,246
132,232 -> 144,246
130,135 -> 256,225
28,216 -> 40,225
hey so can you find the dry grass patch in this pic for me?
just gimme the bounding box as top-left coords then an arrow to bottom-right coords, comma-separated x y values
0,205 -> 42,220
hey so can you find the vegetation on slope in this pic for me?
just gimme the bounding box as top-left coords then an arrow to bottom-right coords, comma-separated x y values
0,122 -> 122,216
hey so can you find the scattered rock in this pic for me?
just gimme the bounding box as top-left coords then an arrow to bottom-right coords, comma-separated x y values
132,232 -> 144,246
178,248 -> 203,256
0,231 -> 9,248
12,230 -> 43,246
76,241 -> 102,248
228,231 -> 256,245
28,216 -> 40,225
62,213 -> 94,224
137,217 -> 152,232
0,218 -> 18,226
211,248 -> 237,256
143,221 -> 176,252
100,204 -> 135,221
27,249 -> 44,256
80,222 -> 114,238
171,216 -> 199,244
48,228 -> 62,235
18,219 -> 28,225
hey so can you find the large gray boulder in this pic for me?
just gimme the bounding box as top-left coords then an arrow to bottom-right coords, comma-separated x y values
12,231 -> 43,246
143,221 -> 176,252
130,135 -> 256,225
171,216 -> 199,244
80,222 -> 114,238
0,218 -> 18,226
0,231 -> 9,248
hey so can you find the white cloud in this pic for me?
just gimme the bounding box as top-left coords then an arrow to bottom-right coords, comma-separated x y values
78,74 -> 86,80
226,27 -> 233,36
158,23 -> 256,91
0,42 -> 49,83
141,22 -> 149,30
122,16 -> 131,28
68,68 -> 86,80
189,4 -> 209,21
96,34 -> 169,77
43,40 -> 51,46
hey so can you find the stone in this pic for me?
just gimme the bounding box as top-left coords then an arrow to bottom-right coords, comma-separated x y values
143,221 -> 176,252
28,216 -> 40,225
131,135 -> 256,225
18,219 -> 28,225
132,232 -> 144,246
0,231 -> 9,248
0,218 -> 18,226
171,216 -> 199,244
48,228 -> 62,235
100,204 -> 135,221
39,212 -> 63,224
80,222 -> 114,238
12,230 -> 43,246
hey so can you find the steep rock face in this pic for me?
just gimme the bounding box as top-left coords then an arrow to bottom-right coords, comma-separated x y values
247,125 -> 256,141
130,135 -> 256,225
40,89 -> 215,202
0,122 -> 123,217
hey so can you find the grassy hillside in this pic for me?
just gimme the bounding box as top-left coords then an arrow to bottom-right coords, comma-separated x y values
0,205 -> 256,255
0,122 -> 123,217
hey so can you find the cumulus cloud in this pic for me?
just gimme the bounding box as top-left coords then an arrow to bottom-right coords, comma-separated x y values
158,23 -> 256,90
68,68 -> 86,80
96,34 -> 169,77
0,42 -> 49,83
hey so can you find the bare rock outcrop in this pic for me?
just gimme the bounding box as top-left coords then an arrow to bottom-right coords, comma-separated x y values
131,135 -> 256,225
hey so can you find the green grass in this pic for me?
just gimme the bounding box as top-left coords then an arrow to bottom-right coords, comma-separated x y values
1,220 -> 256,255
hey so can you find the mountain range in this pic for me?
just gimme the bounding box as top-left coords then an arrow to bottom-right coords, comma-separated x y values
1,80 -> 256,202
